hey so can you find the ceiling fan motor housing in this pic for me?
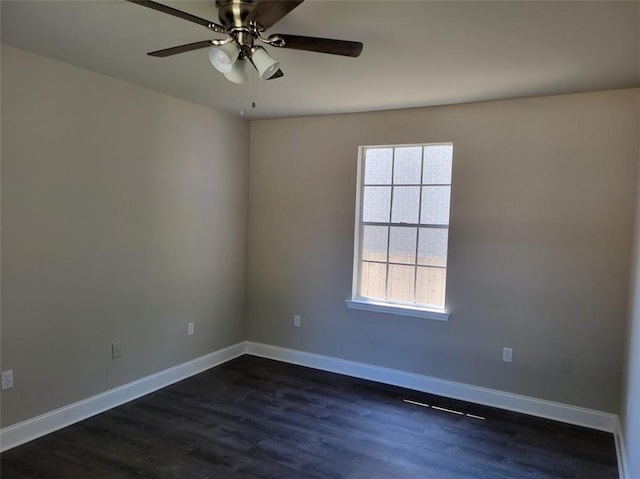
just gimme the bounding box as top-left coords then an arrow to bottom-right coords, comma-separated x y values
215,0 -> 258,29
215,0 -> 261,53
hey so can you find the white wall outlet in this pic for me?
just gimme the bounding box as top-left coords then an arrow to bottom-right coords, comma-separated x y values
111,342 -> 121,359
188,322 -> 195,336
502,347 -> 513,363
1,370 -> 14,390
293,315 -> 301,327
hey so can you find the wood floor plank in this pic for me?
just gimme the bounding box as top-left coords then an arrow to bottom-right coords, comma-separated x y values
1,355 -> 618,478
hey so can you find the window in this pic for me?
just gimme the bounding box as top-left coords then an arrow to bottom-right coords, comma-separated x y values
347,143 -> 453,320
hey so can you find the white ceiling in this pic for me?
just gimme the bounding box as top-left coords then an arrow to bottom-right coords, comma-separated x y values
2,0 -> 638,120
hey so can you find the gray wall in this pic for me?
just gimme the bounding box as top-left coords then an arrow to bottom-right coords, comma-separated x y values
247,89 -> 638,413
1,46 -> 249,427
2,43 -> 637,434
621,143 -> 640,477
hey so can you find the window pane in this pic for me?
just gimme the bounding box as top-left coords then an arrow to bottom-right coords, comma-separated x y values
418,228 -> 448,267
387,264 -> 415,303
364,148 -> 393,185
420,186 -> 451,225
360,262 -> 387,299
393,147 -> 422,184
363,186 -> 391,222
356,143 -> 453,309
416,267 -> 446,308
362,225 -> 388,262
391,186 -> 420,223
423,145 -> 453,185
389,227 -> 417,265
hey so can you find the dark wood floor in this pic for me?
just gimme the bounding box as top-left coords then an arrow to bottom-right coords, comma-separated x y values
1,355 -> 618,478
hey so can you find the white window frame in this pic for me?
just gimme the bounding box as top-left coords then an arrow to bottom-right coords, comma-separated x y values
346,143 -> 452,321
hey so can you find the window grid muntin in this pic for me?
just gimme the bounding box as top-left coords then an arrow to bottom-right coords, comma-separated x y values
358,143 -> 452,309
362,259 -> 446,269
413,147 -> 425,301
383,148 -> 396,300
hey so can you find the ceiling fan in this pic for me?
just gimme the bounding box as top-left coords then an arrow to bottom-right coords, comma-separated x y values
126,0 -> 364,83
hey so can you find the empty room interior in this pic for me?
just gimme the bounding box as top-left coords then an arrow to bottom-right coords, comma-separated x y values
1,0 -> 639,478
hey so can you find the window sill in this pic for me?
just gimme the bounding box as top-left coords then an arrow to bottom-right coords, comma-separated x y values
345,299 -> 451,321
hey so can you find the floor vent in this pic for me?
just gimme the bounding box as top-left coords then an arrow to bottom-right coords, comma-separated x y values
403,398 -> 485,420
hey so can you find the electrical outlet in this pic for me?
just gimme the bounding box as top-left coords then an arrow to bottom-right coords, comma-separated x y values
1,370 -> 14,390
502,347 -> 512,363
188,322 -> 195,336
112,342 -> 121,359
560,357 -> 571,373
293,315 -> 301,327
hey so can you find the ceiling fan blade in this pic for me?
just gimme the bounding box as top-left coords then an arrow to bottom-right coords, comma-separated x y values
267,68 -> 284,80
247,0 -> 304,30
126,0 -> 217,29
147,40 -> 213,57
271,34 -> 363,57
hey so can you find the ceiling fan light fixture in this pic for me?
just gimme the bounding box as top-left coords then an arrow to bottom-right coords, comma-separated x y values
128,0 -> 364,84
224,57 -> 247,84
209,43 -> 239,74
251,46 -> 280,80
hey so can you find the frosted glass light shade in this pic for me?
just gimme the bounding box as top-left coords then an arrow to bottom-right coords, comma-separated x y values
251,46 -> 280,80
209,43 -> 239,74
224,58 -> 247,84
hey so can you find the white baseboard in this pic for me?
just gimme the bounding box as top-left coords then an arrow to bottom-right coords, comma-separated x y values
1,340 -> 621,457
245,341 -> 618,433
0,342 -> 245,452
615,417 -> 629,479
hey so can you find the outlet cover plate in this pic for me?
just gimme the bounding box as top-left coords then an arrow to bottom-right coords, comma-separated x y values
1,370 -> 14,390
112,342 -> 121,359
502,347 -> 513,363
